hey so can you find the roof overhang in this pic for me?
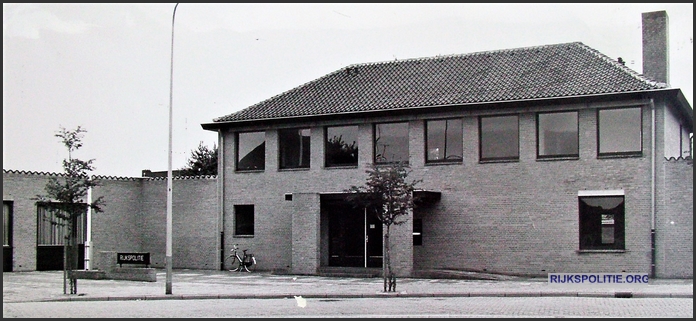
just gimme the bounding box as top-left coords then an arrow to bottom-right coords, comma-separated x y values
201,88 -> 692,132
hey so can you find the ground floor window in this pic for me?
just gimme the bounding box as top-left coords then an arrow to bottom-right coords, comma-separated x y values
578,194 -> 625,250
37,203 -> 86,246
234,205 -> 254,236
413,218 -> 422,246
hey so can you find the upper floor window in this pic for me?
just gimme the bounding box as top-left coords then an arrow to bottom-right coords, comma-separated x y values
579,195 -> 625,250
279,128 -> 310,169
374,122 -> 409,164
479,115 -> 519,161
325,125 -> 359,167
426,118 -> 463,163
537,111 -> 579,158
597,107 -> 642,157
236,131 -> 265,171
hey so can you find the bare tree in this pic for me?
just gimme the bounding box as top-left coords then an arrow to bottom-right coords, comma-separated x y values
345,162 -> 421,292
34,126 -> 104,294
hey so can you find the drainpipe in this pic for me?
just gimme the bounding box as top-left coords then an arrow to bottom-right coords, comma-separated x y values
218,129 -> 225,270
649,99 -> 656,278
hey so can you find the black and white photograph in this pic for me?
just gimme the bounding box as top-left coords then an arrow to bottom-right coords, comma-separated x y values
3,3 -> 693,318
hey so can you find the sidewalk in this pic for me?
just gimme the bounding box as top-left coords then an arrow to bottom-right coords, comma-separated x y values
3,269 -> 693,303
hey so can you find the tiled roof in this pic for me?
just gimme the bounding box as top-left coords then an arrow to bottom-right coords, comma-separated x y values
213,42 -> 666,123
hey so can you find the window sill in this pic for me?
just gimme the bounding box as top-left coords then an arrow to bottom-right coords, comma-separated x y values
235,169 -> 264,173
325,165 -> 358,170
425,161 -> 463,166
479,159 -> 519,164
278,167 -> 310,172
597,153 -> 643,159
536,156 -> 579,162
576,249 -> 626,254
233,235 -> 254,238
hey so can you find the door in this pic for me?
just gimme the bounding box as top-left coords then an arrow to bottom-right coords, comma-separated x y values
36,204 -> 85,271
325,197 -> 382,267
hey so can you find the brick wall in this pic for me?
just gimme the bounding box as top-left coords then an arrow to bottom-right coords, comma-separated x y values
221,99 -> 675,277
656,158 -> 693,278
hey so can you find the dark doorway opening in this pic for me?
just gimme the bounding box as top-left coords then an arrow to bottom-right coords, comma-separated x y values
322,195 -> 382,268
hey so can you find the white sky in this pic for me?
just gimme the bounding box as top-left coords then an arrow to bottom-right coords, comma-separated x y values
3,3 -> 693,177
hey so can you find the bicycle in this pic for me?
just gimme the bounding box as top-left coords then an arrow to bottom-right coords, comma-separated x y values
224,244 -> 256,272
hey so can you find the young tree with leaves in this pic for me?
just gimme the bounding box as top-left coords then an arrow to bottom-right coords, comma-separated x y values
345,161 -> 421,292
34,126 -> 104,295
180,141 -> 218,176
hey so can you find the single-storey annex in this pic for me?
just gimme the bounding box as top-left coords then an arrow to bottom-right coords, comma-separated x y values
3,11 -> 692,278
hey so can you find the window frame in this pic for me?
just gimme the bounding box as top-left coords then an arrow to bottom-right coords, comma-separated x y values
536,111 -> 579,159
425,118 -> 463,164
596,107 -> 643,158
373,121 -> 410,165
278,127 -> 311,170
233,204 -> 255,237
324,125 -> 359,168
478,114 -> 520,162
36,202 -> 87,246
3,201 -> 12,248
235,131 -> 266,171
578,194 -> 625,251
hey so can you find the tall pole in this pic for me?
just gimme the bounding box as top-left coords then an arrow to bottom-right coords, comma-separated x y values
166,2 -> 179,295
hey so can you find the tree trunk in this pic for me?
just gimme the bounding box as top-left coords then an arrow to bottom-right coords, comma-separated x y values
62,241 -> 68,295
382,226 -> 387,292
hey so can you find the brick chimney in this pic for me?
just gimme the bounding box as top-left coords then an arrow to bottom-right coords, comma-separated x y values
642,10 -> 669,84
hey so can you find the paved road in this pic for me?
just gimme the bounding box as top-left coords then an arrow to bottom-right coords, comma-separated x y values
3,297 -> 693,318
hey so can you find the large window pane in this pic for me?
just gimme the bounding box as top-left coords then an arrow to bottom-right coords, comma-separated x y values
579,196 -> 625,250
3,202 -> 11,247
374,122 -> 409,164
325,125 -> 359,167
598,107 -> 642,156
236,131 -> 265,171
234,205 -> 254,236
279,128 -> 310,169
426,118 -> 463,163
537,111 -> 579,158
37,203 -> 86,246
479,115 -> 519,160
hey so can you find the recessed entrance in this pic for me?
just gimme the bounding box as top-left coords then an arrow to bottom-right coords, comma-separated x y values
322,195 -> 382,268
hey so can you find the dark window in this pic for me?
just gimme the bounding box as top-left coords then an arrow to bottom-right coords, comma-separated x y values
325,125 -> 359,167
426,118 -> 463,163
579,196 -> 625,250
37,203 -> 86,246
537,111 -> 579,158
374,122 -> 409,164
234,205 -> 254,236
236,131 -> 265,171
479,115 -> 519,161
598,107 -> 642,156
413,218 -> 422,246
279,128 -> 310,169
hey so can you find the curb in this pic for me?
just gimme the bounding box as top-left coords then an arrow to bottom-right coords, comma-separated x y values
36,291 -> 693,303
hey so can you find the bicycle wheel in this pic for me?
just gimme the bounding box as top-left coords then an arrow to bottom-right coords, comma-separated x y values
227,255 -> 241,272
242,255 -> 256,272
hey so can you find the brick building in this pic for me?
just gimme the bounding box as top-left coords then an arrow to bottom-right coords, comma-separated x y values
200,10 -> 692,278
3,11 -> 692,278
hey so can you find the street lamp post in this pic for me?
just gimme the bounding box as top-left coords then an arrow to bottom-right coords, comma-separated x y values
166,2 -> 179,295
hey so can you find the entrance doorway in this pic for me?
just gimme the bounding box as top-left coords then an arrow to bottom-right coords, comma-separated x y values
323,195 -> 382,268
